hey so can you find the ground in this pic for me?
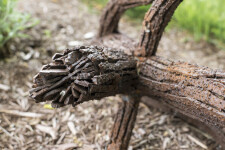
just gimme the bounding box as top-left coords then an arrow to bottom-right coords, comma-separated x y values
0,0 -> 225,149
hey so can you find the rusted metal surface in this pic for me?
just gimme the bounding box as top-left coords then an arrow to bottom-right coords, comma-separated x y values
30,46 -> 137,108
108,95 -> 140,150
99,0 -> 153,37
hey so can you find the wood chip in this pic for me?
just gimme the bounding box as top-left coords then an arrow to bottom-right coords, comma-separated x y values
67,121 -> 76,135
52,143 -> 78,150
0,109 -> 44,118
36,124 -> 58,140
0,84 -> 10,91
187,135 -> 208,149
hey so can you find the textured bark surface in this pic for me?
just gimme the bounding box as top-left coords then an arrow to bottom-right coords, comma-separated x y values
138,0 -> 183,56
99,0 -> 183,56
91,34 -> 225,148
30,33 -> 225,148
29,46 -> 137,108
138,56 -> 225,129
99,0 -> 153,37
108,95 -> 140,150
29,0 -> 225,148
91,34 -> 137,56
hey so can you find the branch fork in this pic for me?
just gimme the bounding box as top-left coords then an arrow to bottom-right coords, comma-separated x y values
29,0 -> 225,149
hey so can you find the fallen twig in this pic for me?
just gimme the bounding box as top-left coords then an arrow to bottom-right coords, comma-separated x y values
0,108 -> 45,118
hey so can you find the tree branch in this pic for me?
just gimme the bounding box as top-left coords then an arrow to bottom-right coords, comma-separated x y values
30,37 -> 225,148
30,46 -> 137,108
138,0 -> 183,56
30,43 -> 225,131
138,56 -> 225,129
108,95 -> 140,150
99,0 -> 153,37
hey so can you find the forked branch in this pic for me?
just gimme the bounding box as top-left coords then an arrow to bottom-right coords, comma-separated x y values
99,0 -> 183,57
99,0 -> 153,37
30,45 -> 225,129
29,0 -> 225,148
29,44 -> 225,148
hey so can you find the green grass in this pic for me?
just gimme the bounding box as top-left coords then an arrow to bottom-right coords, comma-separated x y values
0,0 -> 38,58
83,0 -> 225,45
125,5 -> 150,21
173,0 -> 225,43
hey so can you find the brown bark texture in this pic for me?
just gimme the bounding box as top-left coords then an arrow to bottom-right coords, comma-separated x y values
107,95 -> 140,150
138,0 -> 183,56
91,33 -> 225,148
138,56 -> 225,129
29,41 -> 225,148
29,0 -> 225,148
99,0 -> 153,37
29,46 -> 137,108
99,0 -> 183,57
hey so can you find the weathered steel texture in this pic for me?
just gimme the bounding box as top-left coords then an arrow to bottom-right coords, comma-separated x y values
30,46 -> 137,108
108,95 -> 140,150
138,56 -> 225,129
99,0 -> 153,37
138,0 -> 183,56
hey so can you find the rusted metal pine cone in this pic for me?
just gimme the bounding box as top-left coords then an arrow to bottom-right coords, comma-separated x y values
29,46 -> 137,108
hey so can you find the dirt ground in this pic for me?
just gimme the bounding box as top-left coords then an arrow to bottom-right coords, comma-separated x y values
0,0 -> 225,150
